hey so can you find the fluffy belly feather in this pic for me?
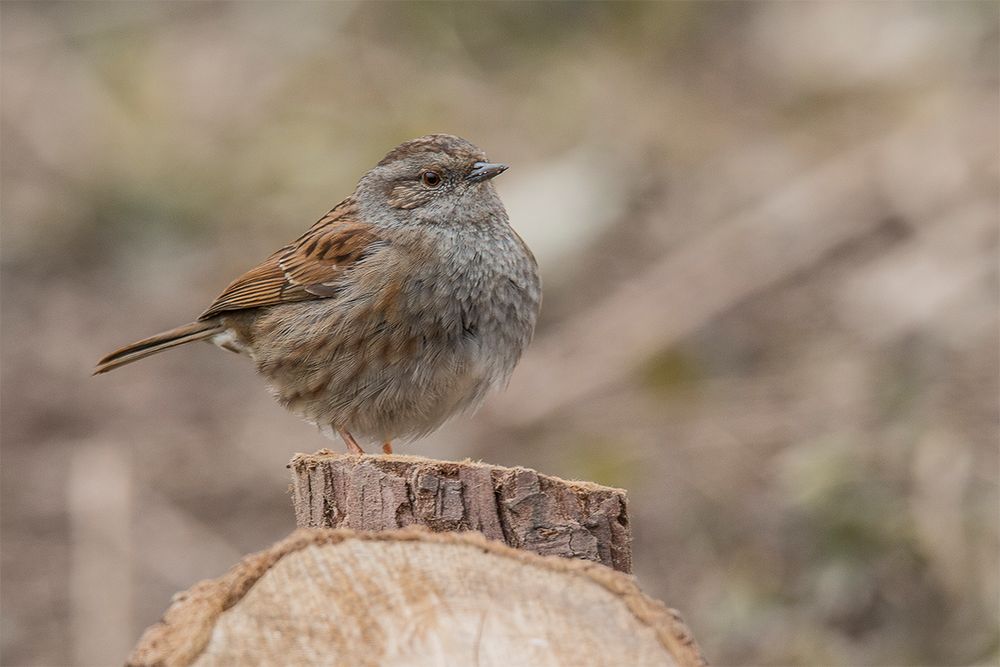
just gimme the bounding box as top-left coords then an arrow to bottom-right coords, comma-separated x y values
229,300 -> 519,444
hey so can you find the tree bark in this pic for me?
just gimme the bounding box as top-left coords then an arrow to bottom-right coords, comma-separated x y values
290,450 -> 632,573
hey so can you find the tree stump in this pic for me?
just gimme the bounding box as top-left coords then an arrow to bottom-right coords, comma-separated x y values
290,450 -> 632,573
128,528 -> 707,667
128,453 -> 707,665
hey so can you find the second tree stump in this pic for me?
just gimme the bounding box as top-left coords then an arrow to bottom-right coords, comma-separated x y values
290,450 -> 632,573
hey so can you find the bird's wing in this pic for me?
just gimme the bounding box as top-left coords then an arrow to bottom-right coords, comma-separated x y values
199,198 -> 386,319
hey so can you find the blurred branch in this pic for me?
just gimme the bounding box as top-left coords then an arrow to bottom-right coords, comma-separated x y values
489,112 -> 992,428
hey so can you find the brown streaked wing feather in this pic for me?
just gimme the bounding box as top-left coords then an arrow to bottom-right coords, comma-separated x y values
198,247 -> 306,318
199,198 -> 384,320
279,220 -> 381,288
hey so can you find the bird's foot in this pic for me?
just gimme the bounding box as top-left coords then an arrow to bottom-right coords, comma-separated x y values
382,441 -> 394,455
337,429 -> 365,455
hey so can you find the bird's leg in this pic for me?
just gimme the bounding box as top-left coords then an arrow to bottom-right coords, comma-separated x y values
337,428 -> 365,455
382,441 -> 394,455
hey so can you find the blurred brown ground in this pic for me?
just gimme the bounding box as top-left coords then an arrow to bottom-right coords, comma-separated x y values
1,2 -> 997,665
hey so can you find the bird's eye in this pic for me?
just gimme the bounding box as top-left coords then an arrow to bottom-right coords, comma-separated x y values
421,171 -> 441,188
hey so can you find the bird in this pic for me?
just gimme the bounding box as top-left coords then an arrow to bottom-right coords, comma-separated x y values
95,134 -> 541,455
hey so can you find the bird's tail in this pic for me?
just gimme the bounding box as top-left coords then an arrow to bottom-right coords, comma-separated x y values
94,320 -> 224,375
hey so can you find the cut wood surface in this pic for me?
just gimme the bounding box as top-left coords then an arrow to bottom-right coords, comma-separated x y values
290,450 -> 632,573
128,528 -> 706,667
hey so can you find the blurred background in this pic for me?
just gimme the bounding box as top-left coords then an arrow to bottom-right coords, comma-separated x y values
2,2 -> 998,665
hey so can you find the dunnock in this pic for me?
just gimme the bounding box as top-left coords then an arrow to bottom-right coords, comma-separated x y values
95,134 -> 541,454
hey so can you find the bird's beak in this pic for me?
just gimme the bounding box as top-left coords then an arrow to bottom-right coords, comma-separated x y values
465,162 -> 508,183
